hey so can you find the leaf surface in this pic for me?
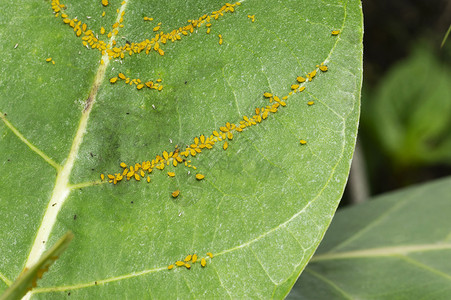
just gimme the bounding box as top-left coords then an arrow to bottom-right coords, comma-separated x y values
289,177 -> 451,299
0,0 -> 362,298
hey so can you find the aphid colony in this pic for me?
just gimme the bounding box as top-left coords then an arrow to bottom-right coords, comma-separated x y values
167,252 -> 214,270
109,72 -> 163,91
49,0 -> 240,61
101,63 -> 329,186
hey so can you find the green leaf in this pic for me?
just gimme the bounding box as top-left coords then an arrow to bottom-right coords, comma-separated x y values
363,44 -> 451,167
0,232 -> 73,300
0,0 -> 362,298
289,176 -> 451,299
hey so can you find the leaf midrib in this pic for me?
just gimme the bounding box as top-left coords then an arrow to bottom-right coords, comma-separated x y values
23,0 -> 131,276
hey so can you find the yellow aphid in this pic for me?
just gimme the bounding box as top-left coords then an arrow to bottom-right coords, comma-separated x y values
134,173 -> 140,181
309,70 -> 317,78
107,174 -> 115,180
147,176 -> 151,183
201,258 -> 206,267
120,162 -> 127,168
46,57 -> 52,62
297,76 -> 306,83
206,252 -> 213,258
137,83 -> 144,90
195,174 -> 205,180
227,132 -> 233,140
100,27 -> 105,34
168,264 -> 174,270
192,254 -> 198,263
299,86 -> 306,92
223,141 -> 228,150
319,65 -> 328,72
101,0 -> 108,6
153,26 -> 160,32
175,261 -> 185,267
172,190 -> 180,198
263,92 -> 273,98
185,263 -> 191,269
331,30 -> 340,35
307,101 -> 314,106
118,73 -> 126,80
168,172 -> 175,177
300,139 -> 307,145
110,77 -> 118,83
102,11 -> 105,17
207,28 -> 211,34
184,255 -> 192,262
291,84 -> 299,90
100,174 -> 105,181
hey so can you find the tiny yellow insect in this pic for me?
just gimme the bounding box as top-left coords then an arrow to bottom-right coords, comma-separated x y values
201,258 -> 206,267
319,65 -> 328,72
263,92 -> 272,98
168,172 -> 175,177
45,57 -> 52,62
192,254 -> 198,263
296,76 -> 306,83
101,0 -> 108,7
168,264 -> 174,270
307,101 -> 314,106
331,30 -> 340,35
175,261 -> 185,267
223,141 -> 228,150
100,174 -> 105,181
184,255 -> 192,262
300,139 -> 307,145
110,77 -> 118,83
195,174 -> 205,180
206,252 -> 213,258
185,263 -> 191,269
172,190 -> 180,198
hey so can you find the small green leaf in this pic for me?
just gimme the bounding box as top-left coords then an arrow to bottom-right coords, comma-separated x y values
289,177 -> 451,299
363,45 -> 451,167
0,232 -> 73,300
0,0 -> 362,298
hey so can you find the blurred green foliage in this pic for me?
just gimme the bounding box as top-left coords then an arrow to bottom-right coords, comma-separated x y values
363,44 -> 451,168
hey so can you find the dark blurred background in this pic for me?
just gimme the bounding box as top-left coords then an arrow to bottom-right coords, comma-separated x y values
342,0 -> 451,205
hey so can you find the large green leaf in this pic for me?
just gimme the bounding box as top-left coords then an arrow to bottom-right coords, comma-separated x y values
0,0 -> 362,298
289,176 -> 451,299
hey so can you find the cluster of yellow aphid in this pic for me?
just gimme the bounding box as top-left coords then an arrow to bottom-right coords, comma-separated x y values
168,252 -> 213,270
49,0 -> 240,62
109,72 -> 163,91
100,152 -> 203,185
101,63 -> 329,187
247,14 -> 255,22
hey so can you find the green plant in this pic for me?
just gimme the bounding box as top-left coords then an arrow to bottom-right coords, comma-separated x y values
0,0 -> 363,298
289,176 -> 451,299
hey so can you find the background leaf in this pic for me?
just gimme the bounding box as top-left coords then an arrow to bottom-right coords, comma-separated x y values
289,176 -> 451,299
0,0 -> 362,298
363,44 -> 451,167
